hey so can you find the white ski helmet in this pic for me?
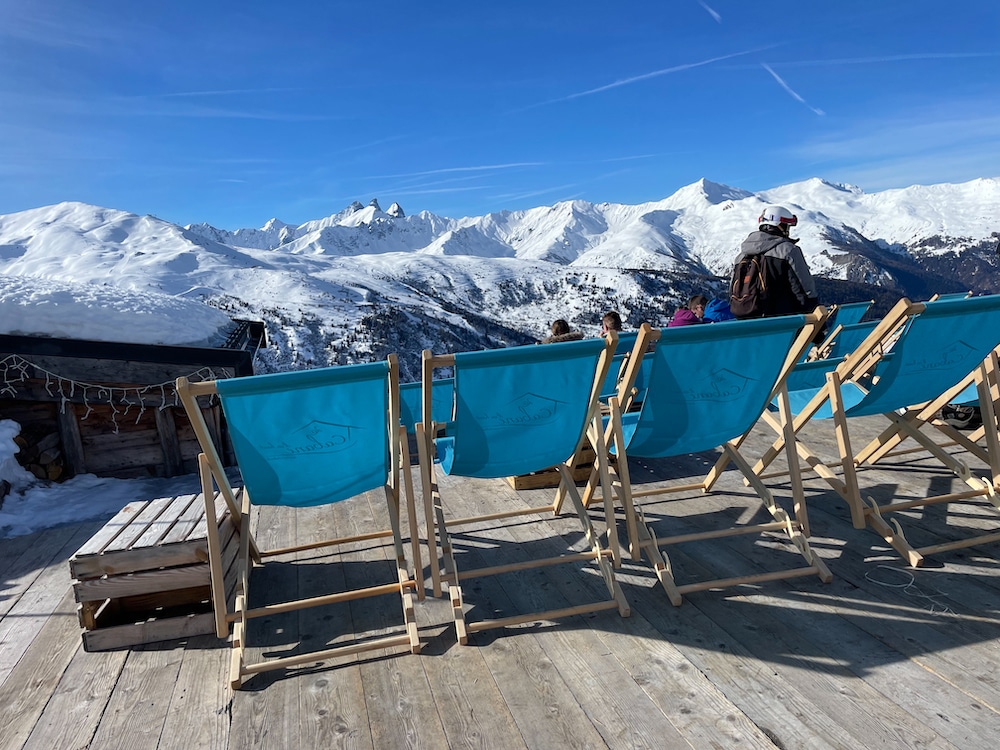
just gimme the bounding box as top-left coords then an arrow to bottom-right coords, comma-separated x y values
758,205 -> 798,228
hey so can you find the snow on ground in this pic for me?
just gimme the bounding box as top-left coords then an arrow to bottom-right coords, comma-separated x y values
0,419 -> 202,538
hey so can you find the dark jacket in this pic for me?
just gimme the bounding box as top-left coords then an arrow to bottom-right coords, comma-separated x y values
733,227 -> 818,317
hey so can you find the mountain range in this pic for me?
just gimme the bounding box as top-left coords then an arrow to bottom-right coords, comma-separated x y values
1,176 -> 998,380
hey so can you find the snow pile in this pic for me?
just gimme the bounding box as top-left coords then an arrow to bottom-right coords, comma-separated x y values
0,420 -> 35,493
0,419 -> 202,538
0,274 -> 232,346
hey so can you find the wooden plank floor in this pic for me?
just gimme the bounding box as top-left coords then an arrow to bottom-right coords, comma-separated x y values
2,415 -> 1000,750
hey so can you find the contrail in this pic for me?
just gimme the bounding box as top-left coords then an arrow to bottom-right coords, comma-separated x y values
762,63 -> 825,116
524,45 -> 777,109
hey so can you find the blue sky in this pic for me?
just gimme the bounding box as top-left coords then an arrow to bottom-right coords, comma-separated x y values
2,1 -> 998,230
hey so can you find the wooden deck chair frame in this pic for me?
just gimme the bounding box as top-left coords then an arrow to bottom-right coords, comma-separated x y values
587,311 -> 831,606
415,335 -> 629,644
852,346 -> 1000,472
746,296 -> 1000,567
176,354 -> 422,690
809,300 -> 874,360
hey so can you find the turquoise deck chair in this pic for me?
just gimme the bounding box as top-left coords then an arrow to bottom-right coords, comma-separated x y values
852,344 -> 1000,494
594,313 -> 832,605
416,337 -> 630,643
831,300 -> 873,328
750,295 -> 1000,567
399,377 -> 454,435
176,356 -> 421,690
809,300 -> 874,360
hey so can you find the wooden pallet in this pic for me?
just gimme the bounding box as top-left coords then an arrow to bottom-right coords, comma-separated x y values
69,492 -> 238,651
504,447 -> 610,490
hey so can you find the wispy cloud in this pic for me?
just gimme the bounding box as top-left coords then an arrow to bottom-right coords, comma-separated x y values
761,64 -> 825,116
698,1 -> 722,23
790,105 -> 1000,189
774,51 -> 1000,68
369,163 -> 546,180
492,183 -> 583,203
4,90 -> 341,122
524,45 -> 778,109
797,110 -> 1000,161
387,185 -> 494,196
597,153 -> 671,164
153,88 -> 302,98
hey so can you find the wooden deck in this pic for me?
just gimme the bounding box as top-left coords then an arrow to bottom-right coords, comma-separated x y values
3,415 -> 1000,750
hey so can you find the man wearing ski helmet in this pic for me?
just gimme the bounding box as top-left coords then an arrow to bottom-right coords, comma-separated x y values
732,204 -> 819,318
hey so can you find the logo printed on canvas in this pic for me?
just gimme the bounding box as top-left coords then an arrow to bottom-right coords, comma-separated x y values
903,340 -> 976,372
680,368 -> 755,402
259,420 -> 356,459
478,392 -> 565,429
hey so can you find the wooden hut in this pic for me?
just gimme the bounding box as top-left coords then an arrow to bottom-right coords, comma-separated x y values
0,321 -> 265,480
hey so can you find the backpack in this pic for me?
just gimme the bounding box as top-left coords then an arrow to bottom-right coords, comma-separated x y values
729,254 -> 767,318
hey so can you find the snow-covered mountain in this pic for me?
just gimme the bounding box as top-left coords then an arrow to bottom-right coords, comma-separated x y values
2,177 -> 998,379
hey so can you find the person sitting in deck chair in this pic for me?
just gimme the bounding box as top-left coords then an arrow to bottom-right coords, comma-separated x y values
703,298 -> 735,322
668,295 -> 708,327
541,318 -> 584,344
601,310 -> 623,339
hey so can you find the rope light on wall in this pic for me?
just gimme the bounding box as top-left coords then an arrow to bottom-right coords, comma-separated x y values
0,354 -> 227,434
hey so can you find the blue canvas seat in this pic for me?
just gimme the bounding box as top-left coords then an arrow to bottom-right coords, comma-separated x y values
749,295 -> 1000,567
399,377 -> 454,435
415,336 -> 629,643
809,300 -> 874,360
176,355 -> 422,689
592,312 -> 831,605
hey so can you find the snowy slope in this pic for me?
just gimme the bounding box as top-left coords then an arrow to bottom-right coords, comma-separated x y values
2,176 -> 998,378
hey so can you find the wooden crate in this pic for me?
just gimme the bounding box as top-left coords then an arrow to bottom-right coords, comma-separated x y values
504,446 -> 612,490
69,492 -> 238,651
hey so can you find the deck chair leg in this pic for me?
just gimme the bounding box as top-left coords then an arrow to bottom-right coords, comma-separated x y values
588,415 -> 623,566
724,444 -> 833,584
199,455 -> 229,639
579,415 -> 614,511
607,400 -> 641,562
880,410 -> 977,483
415,423 -> 443,598
827,371 -> 866,528
703,427 -> 752,491
633,509 -> 683,605
397,426 -> 424,600
776,385 -> 810,537
553,433 -> 590,515
382,484 -> 422,654
433,499 -> 468,644
230,594 -> 247,690
863,497 -> 925,567
229,487 -> 252,689
556,465 -> 630,617
978,354 -> 1000,487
